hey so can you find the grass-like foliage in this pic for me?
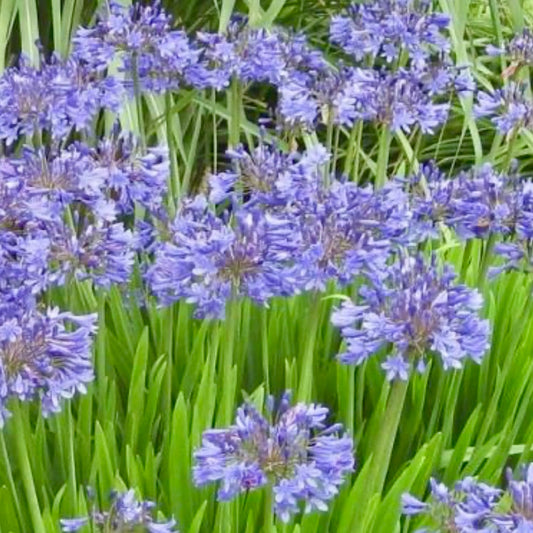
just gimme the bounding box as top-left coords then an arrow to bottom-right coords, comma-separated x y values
2,1 -> 533,532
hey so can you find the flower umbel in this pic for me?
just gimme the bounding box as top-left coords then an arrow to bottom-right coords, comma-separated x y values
193,392 -> 354,522
0,308 -> 97,425
331,252 -> 490,379
60,488 -> 177,532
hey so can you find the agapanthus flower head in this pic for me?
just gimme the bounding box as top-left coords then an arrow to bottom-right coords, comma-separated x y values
189,18 -> 328,92
60,488 -> 177,532
45,216 -> 136,289
208,140 -> 329,207
450,164 -> 519,240
235,24 -> 327,86
293,180 -> 406,291
331,252 -> 490,380
85,133 -> 170,215
0,56 -> 56,143
403,464 -> 533,532
495,180 -> 533,275
403,476 -> 502,532
146,196 -> 300,318
208,139 -> 299,205
193,392 -> 354,522
475,82 -> 533,134
330,0 -> 450,65
334,67 -> 450,132
0,308 -> 96,425
47,56 -> 124,136
73,1 -> 199,92
488,29 -> 533,78
408,162 -> 521,243
0,54 -> 123,143
407,161 -> 454,240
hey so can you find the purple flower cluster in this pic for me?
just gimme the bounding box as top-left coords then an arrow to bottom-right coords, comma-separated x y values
67,0 -> 472,135
61,488 -> 177,532
330,0 -> 450,65
409,162 -> 522,241
0,72 -> 169,416
192,19 -> 328,91
475,82 -> 533,134
403,463 -> 533,532
73,1 -> 199,93
71,2 -> 327,96
0,136 -> 168,292
0,308 -> 96,425
309,0 -> 475,134
146,196 -> 299,319
0,55 -> 123,143
193,392 -> 354,522
331,253 -> 490,380
487,29 -> 533,76
334,67 -> 452,133
147,141 -> 415,317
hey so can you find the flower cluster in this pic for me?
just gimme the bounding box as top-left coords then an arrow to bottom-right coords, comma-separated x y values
330,0 -> 450,64
0,55 -> 123,143
331,253 -> 490,380
0,76 -> 169,417
487,28 -> 533,77
402,463 -> 533,531
475,82 -> 533,134
73,1 -> 199,93
315,0 -> 474,134
0,308 -> 96,425
147,141 -> 416,317
193,392 -> 354,522
0,137 -> 168,293
146,196 -> 300,319
67,0 -> 473,135
409,162 -> 522,240
61,488 -> 177,532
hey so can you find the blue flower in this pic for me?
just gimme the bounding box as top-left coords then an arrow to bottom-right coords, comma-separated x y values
60,488 -> 177,532
487,29 -> 533,78
146,197 -> 301,318
193,392 -> 354,522
402,465 -> 533,532
0,308 -> 97,425
73,1 -> 199,93
331,253 -> 490,379
475,82 -> 533,134
330,0 -> 450,65
335,67 -> 450,133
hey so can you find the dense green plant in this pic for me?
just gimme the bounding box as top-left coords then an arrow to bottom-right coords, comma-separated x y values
2,1 -> 533,533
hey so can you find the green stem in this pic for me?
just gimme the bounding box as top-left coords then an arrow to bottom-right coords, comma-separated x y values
220,300 -> 239,424
229,78 -> 242,148
325,116 -> 334,185
477,233 -> 496,288
459,240 -> 474,282
343,121 -> 361,180
165,91 -> 180,212
12,405 -> 46,533
0,432 -> 24,529
375,127 -> 392,189
346,365 -> 355,437
296,294 -> 321,402
263,487 -> 275,533
369,379 -> 408,494
503,127 -> 518,172
96,292 -> 107,416
261,308 -> 270,393
132,52 -> 146,152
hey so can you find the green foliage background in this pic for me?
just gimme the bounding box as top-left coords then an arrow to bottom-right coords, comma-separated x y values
2,1 -> 533,532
